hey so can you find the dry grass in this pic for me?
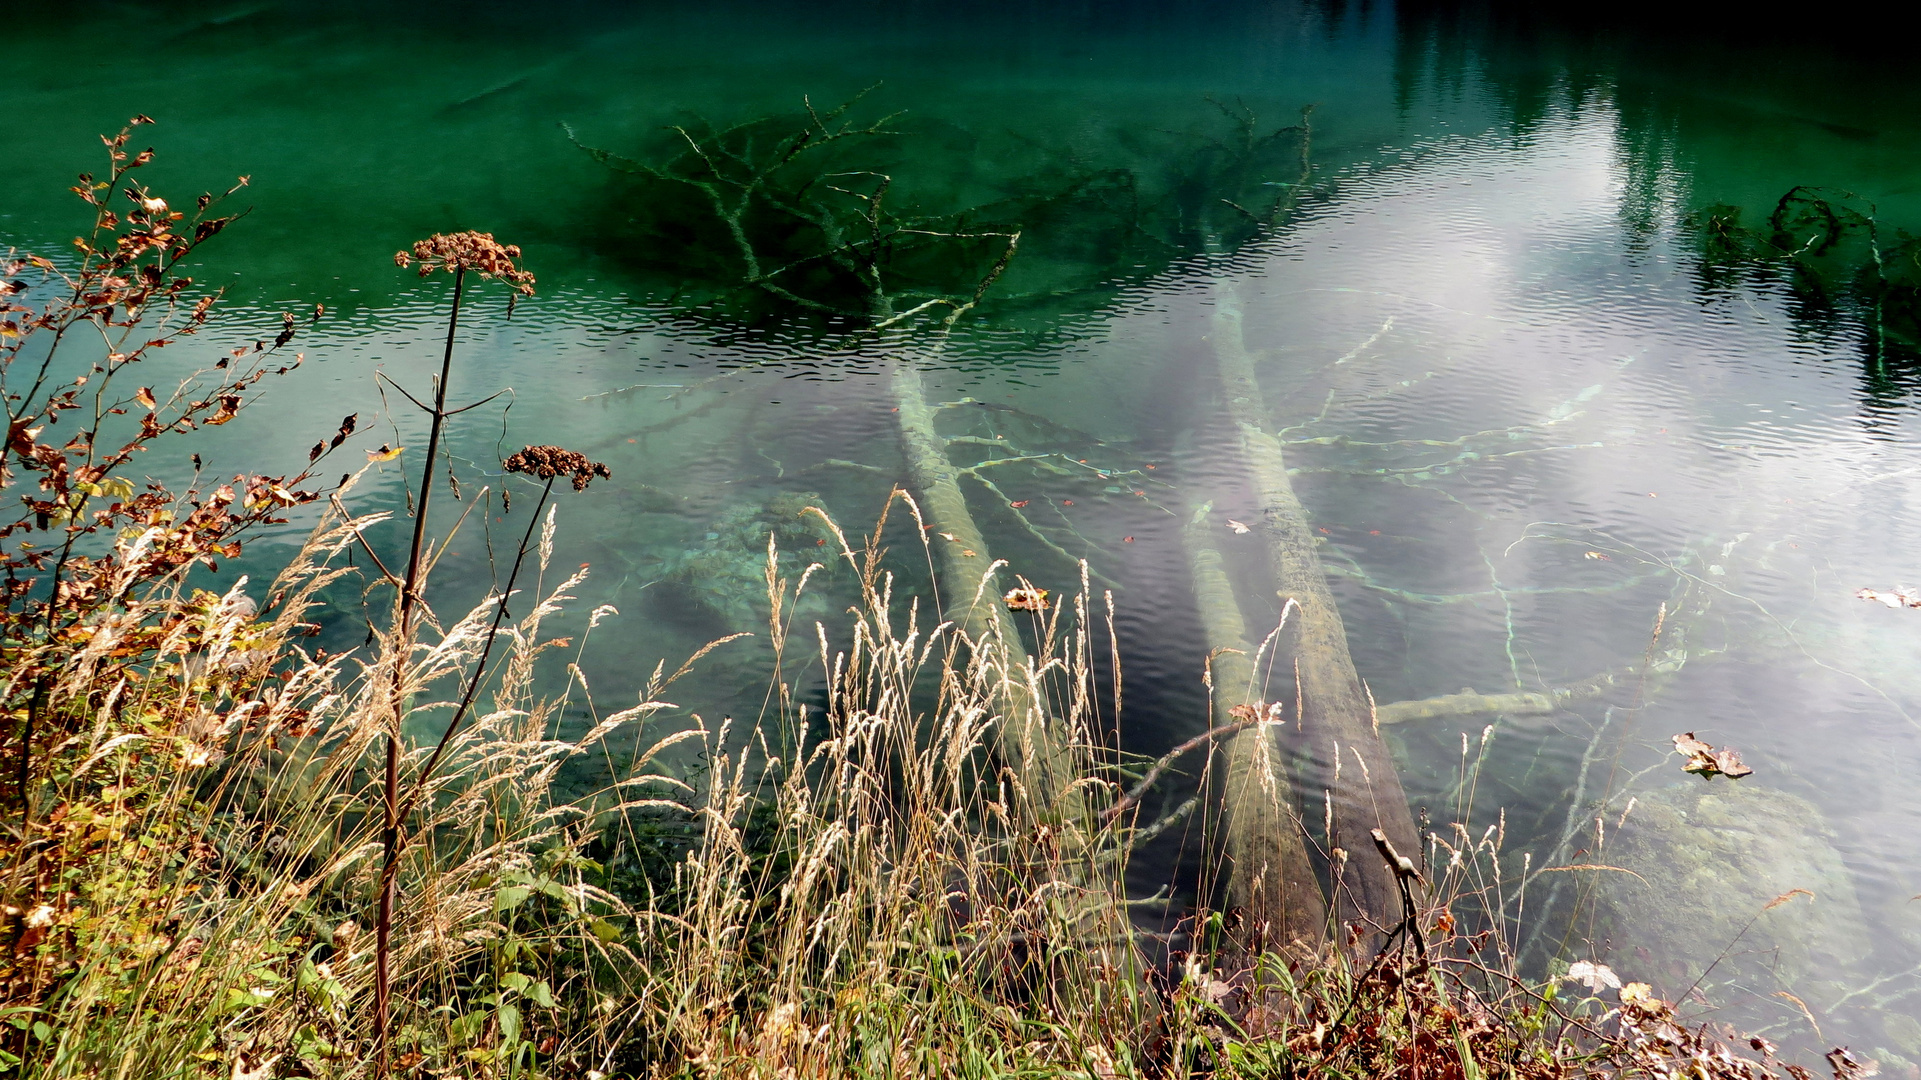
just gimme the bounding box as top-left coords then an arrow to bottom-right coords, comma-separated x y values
3,478 -> 1880,1080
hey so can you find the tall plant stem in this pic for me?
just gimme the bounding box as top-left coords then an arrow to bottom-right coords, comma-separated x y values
375,264 -> 465,1075
407,476 -> 552,817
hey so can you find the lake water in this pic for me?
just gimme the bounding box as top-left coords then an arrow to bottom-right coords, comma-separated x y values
8,0 -> 1921,1061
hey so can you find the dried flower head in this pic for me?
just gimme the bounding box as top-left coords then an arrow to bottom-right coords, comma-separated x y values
394,231 -> 535,295
503,445 -> 611,491
1003,586 -> 1049,613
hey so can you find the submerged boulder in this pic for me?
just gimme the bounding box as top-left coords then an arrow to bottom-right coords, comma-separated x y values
1592,782 -> 1871,1032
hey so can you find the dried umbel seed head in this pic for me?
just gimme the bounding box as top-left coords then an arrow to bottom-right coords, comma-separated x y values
394,231 -> 535,295
503,445 -> 611,491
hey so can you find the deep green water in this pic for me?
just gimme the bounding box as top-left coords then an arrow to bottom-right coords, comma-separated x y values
9,0 -> 1921,1059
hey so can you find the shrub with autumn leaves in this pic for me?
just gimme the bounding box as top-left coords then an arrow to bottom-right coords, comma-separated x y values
0,119 -> 353,1031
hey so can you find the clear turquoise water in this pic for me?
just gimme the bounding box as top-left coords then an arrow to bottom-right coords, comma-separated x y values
9,0 -> 1921,1059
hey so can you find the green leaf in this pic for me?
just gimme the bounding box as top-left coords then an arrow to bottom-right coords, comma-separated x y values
500,972 -> 532,996
448,1009 -> 489,1046
494,884 -> 533,912
527,980 -> 556,1009
590,918 -> 623,943
497,1003 -> 522,1048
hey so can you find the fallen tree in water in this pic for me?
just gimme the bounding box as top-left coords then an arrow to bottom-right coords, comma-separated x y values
573,91 -> 1435,944
1181,498 -> 1326,953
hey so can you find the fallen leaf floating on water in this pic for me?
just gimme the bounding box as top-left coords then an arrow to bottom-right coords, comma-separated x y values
1009,499 -> 1029,508
960,549 -> 976,558
1003,586 -> 1049,612
1563,961 -> 1622,992
1672,732 -> 1754,780
1855,587 -> 1921,609
1584,551 -> 1611,561
1619,983 -> 1663,1011
1122,536 -> 1135,543
938,532 -> 957,542
1225,519 -> 1251,534
1827,1048 -> 1878,1080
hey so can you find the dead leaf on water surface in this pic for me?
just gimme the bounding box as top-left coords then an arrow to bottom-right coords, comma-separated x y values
1225,519 -> 1251,534
1563,960 -> 1621,992
1855,587 -> 1921,609
1584,551 -> 1611,561
1004,586 -> 1049,612
938,532 -> 957,542
1826,1047 -> 1876,1079
1672,732 -> 1754,780
960,549 -> 976,557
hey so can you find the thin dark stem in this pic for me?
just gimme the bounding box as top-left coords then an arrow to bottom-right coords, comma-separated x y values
375,263 -> 465,1076
403,477 -> 552,823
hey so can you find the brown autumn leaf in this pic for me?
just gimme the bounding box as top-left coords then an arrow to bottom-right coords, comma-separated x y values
1673,732 -> 1755,780
1712,748 -> 1754,779
204,394 -> 241,425
134,387 -> 155,410
1672,732 -> 1713,758
1003,586 -> 1049,612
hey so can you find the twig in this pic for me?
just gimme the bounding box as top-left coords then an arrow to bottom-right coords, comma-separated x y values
1101,718 -> 1259,824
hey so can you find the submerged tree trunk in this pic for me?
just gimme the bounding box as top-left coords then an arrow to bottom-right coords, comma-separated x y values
1207,280 -> 1422,935
1182,498 -> 1326,953
891,360 -> 1089,826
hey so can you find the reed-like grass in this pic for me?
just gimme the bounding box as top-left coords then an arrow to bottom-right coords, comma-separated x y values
0,471 -> 1768,1079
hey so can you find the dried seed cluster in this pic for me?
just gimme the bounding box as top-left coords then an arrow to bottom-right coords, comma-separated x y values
503,445 -> 611,491
394,231 -> 536,295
